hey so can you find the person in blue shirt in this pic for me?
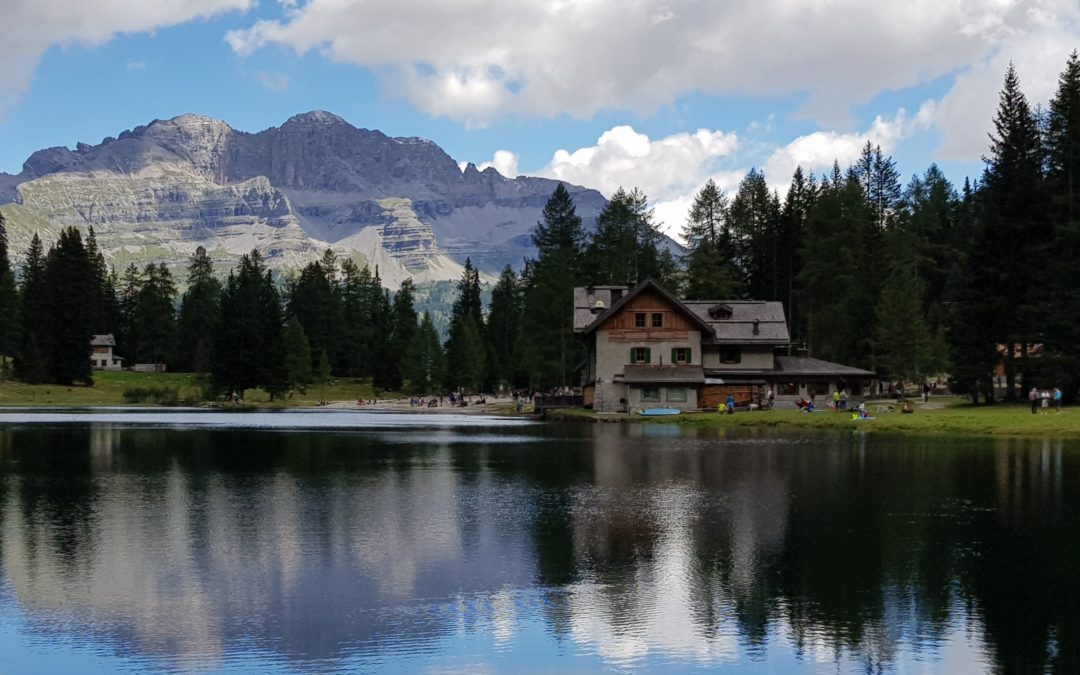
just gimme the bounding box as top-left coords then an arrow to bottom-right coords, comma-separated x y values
725,394 -> 735,414
1054,387 -> 1063,412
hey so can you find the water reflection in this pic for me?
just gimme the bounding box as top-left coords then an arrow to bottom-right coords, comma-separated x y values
0,418 -> 1077,672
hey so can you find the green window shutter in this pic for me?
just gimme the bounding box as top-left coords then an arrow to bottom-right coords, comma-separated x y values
734,350 -> 741,364
630,348 -> 637,364
671,348 -> 677,364
687,348 -> 692,363
645,348 -> 652,364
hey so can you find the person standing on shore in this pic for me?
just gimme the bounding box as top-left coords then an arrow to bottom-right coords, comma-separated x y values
1030,387 -> 1039,414
1054,387 -> 1063,412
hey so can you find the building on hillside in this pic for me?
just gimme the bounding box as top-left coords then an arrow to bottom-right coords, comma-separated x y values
90,334 -> 124,371
574,279 -> 876,413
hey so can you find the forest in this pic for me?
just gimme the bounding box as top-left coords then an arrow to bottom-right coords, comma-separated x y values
0,54 -> 1078,403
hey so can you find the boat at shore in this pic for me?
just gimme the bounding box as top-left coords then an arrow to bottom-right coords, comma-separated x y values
639,408 -> 681,416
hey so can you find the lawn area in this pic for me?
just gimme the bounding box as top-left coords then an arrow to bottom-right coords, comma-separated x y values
0,371 -> 390,408
547,398 -> 1080,437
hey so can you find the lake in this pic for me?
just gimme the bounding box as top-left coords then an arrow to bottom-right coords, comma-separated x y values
0,409 -> 1077,673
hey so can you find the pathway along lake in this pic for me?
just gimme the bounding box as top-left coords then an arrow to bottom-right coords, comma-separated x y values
0,409 -> 1077,673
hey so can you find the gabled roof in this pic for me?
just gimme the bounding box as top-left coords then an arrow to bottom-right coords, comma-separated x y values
90,334 -> 116,347
683,300 -> 790,344
774,356 -> 876,377
578,279 -> 716,336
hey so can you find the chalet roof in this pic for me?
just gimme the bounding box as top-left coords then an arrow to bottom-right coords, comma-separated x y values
683,300 -> 790,344
621,365 -> 706,384
576,279 -> 716,336
774,356 -> 876,378
90,334 -> 116,347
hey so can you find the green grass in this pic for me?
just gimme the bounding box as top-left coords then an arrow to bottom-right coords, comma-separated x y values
0,370 -> 393,408
546,398 -> 1080,437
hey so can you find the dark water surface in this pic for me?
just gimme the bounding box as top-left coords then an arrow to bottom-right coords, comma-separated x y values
0,409 -> 1078,673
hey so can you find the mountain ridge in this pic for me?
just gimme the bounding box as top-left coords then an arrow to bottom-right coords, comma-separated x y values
0,111 -> 607,284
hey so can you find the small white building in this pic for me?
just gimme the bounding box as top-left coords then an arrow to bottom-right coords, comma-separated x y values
90,334 -> 124,371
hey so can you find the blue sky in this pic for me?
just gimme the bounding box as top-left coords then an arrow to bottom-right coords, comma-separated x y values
2,0 -> 1079,236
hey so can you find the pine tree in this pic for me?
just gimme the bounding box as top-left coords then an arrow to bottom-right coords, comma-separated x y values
385,278 -> 418,391
852,142 -> 902,230
402,311 -> 446,394
586,187 -> 668,286
445,259 -> 486,392
117,263 -> 142,362
287,251 -> 343,373
681,179 -> 742,299
873,270 -> 933,383
484,265 -> 522,389
778,167 -> 816,340
729,169 -> 781,299
520,184 -> 587,389
14,234 -> 47,383
134,263 -> 177,366
283,315 -> 313,392
42,227 -> 96,385
0,214 -> 19,379
177,246 -> 222,373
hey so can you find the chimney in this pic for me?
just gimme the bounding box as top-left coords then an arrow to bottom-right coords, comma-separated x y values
591,299 -> 606,314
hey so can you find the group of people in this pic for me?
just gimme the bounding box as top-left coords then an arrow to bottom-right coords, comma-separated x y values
1029,386 -> 1063,414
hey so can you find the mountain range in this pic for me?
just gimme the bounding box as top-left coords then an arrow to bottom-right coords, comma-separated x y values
0,111 -> 607,286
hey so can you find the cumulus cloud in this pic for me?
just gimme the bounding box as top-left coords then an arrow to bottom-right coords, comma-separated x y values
0,0 -> 252,115
477,150 -> 519,178
764,103 -> 935,188
225,0 -> 1080,138
529,125 -> 739,238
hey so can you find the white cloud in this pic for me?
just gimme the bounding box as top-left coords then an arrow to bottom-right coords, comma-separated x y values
477,149 -> 519,178
126,60 -> 147,73
0,0 -> 252,115
531,125 -> 739,238
225,0 -> 1080,137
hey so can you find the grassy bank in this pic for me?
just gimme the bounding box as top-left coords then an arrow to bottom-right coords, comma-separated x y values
0,371 -> 389,408
546,398 -> 1080,437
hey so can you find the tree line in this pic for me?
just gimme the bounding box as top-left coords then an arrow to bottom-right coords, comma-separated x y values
0,54 -> 1077,401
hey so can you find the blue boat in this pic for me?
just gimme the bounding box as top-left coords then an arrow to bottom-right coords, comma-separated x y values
639,408 -> 681,416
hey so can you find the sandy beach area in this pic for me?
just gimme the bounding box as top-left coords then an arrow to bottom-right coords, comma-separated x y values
315,395 -> 521,415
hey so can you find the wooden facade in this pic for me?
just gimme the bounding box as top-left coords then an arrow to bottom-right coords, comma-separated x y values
595,289 -> 698,336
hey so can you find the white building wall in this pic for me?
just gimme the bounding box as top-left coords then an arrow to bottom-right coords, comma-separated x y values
701,346 -> 775,369
591,330 -> 703,412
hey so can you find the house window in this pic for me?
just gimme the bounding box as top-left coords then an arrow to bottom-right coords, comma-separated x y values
631,347 -> 651,364
722,349 -> 742,364
780,382 -> 799,395
672,347 -> 691,364
642,386 -> 661,402
666,387 -> 687,402
651,312 -> 664,328
634,313 -> 646,328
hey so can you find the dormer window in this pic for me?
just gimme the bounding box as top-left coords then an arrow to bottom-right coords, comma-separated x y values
708,304 -> 733,320
651,313 -> 664,328
634,313 -> 646,328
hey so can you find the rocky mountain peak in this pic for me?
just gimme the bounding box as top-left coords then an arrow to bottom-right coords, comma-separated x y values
283,110 -> 348,127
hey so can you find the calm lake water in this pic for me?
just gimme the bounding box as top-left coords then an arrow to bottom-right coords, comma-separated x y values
0,409 -> 1077,673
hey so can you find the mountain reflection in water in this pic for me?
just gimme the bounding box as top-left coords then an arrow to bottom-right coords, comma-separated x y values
0,416 -> 1077,673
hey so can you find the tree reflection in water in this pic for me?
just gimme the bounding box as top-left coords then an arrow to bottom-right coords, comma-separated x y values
0,419 -> 1076,672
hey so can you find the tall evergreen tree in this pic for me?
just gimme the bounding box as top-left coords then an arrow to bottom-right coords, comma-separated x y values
14,234 -> 47,383
385,278 -> 418,391
729,169 -> 782,300
117,263 -> 142,362
42,227 -> 96,385
287,251 -> 343,373
778,167 -> 816,340
873,270 -> 933,383
445,259 -> 486,392
520,185 -> 586,389
283,315 -> 313,392
852,142 -> 903,230
0,214 -> 19,379
133,263 -> 178,365
681,179 -> 742,299
177,246 -> 222,373
585,187 -> 670,286
402,311 -> 446,394
484,265 -> 522,389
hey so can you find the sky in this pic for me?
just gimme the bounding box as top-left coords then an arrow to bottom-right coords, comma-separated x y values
1,0 -> 1079,239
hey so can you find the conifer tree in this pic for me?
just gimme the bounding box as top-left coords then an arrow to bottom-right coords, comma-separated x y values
15,234 -> 47,383
681,179 -> 741,299
402,311 -> 446,394
134,263 -> 178,366
445,259 -> 486,392
484,265 -> 522,389
385,278 -> 418,391
778,167 -> 816,340
0,214 -> 19,379
287,251 -> 343,373
284,315 -> 313,392
520,184 -> 586,388
586,187 -> 669,286
117,263 -> 142,361
177,246 -> 222,373
729,169 -> 782,300
873,270 -> 933,383
42,227 -> 96,385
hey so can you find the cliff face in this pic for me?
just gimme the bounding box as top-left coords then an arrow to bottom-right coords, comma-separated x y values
0,112 -> 607,281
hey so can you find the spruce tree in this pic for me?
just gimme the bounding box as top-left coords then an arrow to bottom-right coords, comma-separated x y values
873,270 -> 933,383
778,167 -> 816,340
520,184 -> 586,388
177,246 -> 222,373
15,234 -> 47,383
445,259 -> 486,392
283,315 -> 313,392
729,169 -> 782,300
134,263 -> 178,366
484,265 -> 522,389
0,214 -> 19,379
681,179 -> 742,299
402,311 -> 446,394
386,278 -> 418,391
117,263 -> 142,362
286,251 -> 342,373
42,227 -> 96,385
